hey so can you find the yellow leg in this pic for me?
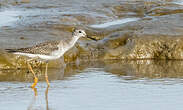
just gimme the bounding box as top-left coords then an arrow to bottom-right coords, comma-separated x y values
45,86 -> 49,110
27,62 -> 38,88
45,62 -> 50,87
32,87 -> 38,96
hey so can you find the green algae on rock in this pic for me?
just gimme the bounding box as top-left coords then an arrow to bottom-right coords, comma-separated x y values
1,0 -> 183,69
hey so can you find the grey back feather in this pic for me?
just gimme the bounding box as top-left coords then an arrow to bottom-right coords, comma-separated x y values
6,41 -> 60,55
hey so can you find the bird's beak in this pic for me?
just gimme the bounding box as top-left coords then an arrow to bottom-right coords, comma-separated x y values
86,35 -> 97,41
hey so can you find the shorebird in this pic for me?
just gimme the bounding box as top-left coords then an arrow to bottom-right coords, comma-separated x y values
6,28 -> 96,88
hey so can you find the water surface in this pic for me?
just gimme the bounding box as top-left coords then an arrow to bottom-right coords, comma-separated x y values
0,10 -> 20,27
0,0 -> 183,109
0,61 -> 183,110
90,18 -> 140,28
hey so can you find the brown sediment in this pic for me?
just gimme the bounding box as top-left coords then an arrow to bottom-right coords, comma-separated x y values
1,0 -> 183,69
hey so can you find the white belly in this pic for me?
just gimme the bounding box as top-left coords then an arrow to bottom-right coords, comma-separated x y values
14,52 -> 60,60
14,44 -> 72,60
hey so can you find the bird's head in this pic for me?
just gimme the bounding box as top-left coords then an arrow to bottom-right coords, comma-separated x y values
72,29 -> 87,38
72,28 -> 97,41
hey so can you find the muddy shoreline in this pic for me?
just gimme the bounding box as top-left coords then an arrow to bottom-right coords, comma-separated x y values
1,0 -> 183,69
1,1 -> 183,110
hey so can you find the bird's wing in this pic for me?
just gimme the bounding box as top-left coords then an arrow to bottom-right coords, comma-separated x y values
5,41 -> 60,55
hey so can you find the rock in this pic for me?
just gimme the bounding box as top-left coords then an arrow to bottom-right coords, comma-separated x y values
2,0 -> 183,70
20,0 -> 30,3
104,60 -> 183,79
90,13 -> 183,60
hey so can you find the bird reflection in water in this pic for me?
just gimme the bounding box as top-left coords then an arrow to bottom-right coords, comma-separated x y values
27,87 -> 50,110
45,87 -> 49,110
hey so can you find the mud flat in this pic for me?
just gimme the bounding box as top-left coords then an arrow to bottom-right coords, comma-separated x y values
1,0 -> 183,110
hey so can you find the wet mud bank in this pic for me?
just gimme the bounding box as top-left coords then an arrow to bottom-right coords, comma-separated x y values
1,0 -> 183,69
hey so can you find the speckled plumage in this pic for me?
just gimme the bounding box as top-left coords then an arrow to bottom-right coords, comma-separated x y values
6,40 -> 60,55
5,29 -> 88,60
5,29 -> 90,88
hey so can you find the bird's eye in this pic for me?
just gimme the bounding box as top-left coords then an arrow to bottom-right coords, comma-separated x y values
79,31 -> 82,33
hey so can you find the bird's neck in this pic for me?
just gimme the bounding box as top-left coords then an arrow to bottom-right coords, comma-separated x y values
52,36 -> 80,58
69,36 -> 80,47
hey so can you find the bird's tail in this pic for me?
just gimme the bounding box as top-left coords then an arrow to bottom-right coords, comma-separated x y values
5,49 -> 18,53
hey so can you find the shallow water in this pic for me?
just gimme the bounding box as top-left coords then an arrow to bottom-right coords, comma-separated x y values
1,0 -> 183,109
1,61 -> 183,110
0,10 -> 20,27
173,0 -> 183,5
90,18 -> 140,28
